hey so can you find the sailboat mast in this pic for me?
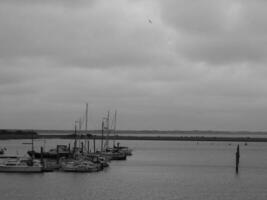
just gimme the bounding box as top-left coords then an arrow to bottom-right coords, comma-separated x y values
101,120 -> 104,152
78,117 -> 82,148
85,103 -> 88,131
31,132 -> 34,152
113,110 -> 117,147
74,121 -> 78,150
105,111 -> 110,149
85,103 -> 88,151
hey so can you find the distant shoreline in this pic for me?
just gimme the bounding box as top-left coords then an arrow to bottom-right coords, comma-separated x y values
40,135 -> 267,142
1,129 -> 267,142
34,129 -> 267,135
3,129 -> 267,135
1,134 -> 267,142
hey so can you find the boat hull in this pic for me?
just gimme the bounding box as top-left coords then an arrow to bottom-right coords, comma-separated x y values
28,151 -> 71,159
61,167 -> 99,172
101,152 -> 127,160
0,166 -> 43,173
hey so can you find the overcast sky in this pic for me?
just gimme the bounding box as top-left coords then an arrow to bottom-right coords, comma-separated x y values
1,0 -> 267,131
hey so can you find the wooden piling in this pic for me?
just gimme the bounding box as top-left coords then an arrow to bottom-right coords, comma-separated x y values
235,144 -> 240,174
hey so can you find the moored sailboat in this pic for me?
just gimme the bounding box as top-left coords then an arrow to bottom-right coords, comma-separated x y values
61,158 -> 100,172
101,110 -> 132,159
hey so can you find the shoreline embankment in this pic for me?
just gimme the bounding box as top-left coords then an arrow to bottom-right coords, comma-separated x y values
1,129 -> 267,142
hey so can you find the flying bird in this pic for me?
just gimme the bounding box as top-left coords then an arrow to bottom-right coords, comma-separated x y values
148,19 -> 152,24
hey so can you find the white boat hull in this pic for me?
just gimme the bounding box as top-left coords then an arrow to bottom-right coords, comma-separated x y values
0,166 -> 43,172
61,167 -> 98,172
61,160 -> 100,172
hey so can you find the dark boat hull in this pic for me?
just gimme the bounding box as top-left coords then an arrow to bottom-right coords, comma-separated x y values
27,151 -> 71,159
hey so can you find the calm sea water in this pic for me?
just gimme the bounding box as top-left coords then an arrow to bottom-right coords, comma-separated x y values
0,139 -> 267,200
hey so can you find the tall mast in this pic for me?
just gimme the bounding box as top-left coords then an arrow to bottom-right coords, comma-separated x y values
104,111 -> 110,149
85,103 -> 88,131
101,120 -> 104,152
113,110 -> 117,147
31,132 -> 34,152
78,117 -> 82,147
107,111 -> 110,130
74,121 -> 78,150
85,103 -> 88,151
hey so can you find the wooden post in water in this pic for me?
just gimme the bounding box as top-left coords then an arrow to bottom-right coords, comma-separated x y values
81,142 -> 84,154
68,143 -> 71,153
235,144 -> 240,174
87,140 -> 90,153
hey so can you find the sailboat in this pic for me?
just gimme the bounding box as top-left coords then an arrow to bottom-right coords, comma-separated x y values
60,158 -> 100,172
60,111 -> 104,172
111,110 -> 132,156
100,111 -> 127,160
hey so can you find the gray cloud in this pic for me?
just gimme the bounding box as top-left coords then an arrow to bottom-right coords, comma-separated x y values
1,0 -> 267,130
0,0 -> 173,68
160,0 -> 267,64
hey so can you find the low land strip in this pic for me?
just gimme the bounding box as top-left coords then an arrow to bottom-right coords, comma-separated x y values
0,130 -> 267,142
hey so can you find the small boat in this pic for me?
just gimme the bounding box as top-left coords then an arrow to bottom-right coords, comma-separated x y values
85,153 -> 109,168
0,147 -> 6,155
114,146 -> 133,156
101,148 -> 127,160
61,159 -> 100,172
106,111 -> 133,157
112,143 -> 133,156
0,158 -> 43,173
100,111 -> 127,161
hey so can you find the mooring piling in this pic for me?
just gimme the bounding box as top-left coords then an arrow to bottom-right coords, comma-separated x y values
235,144 -> 240,174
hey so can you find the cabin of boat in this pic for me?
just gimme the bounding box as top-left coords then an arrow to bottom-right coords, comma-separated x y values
0,158 -> 43,173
